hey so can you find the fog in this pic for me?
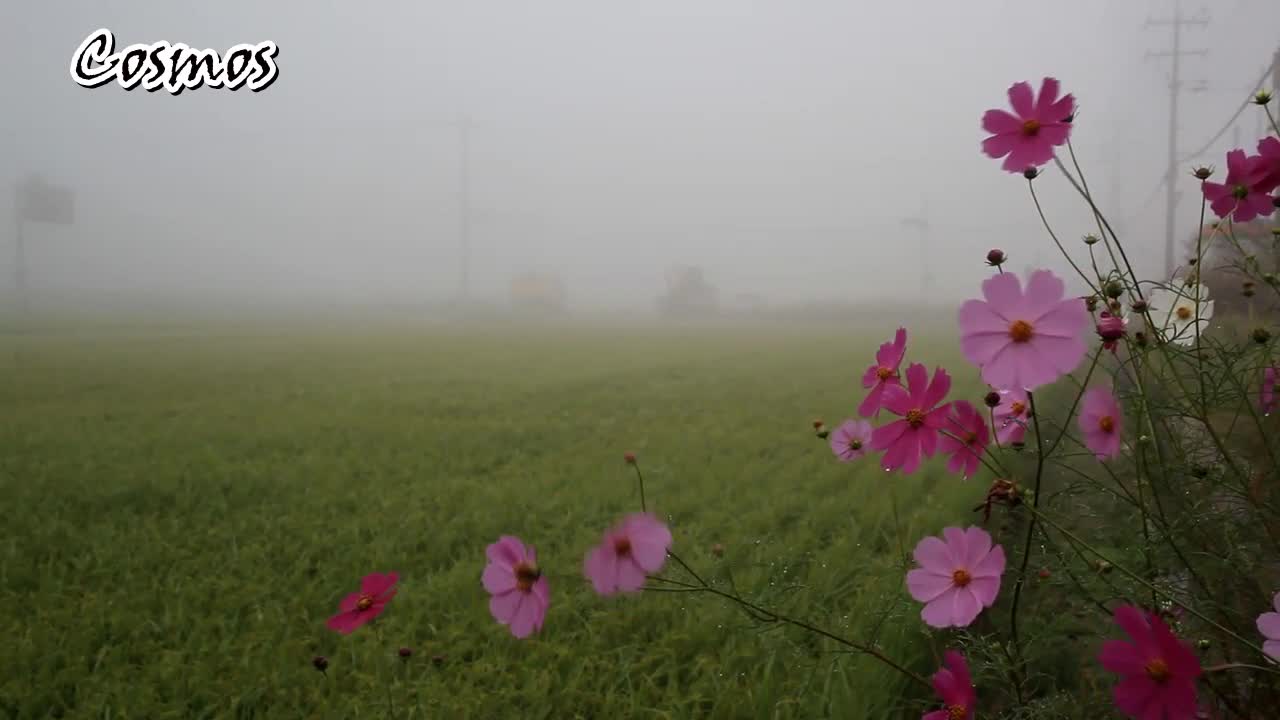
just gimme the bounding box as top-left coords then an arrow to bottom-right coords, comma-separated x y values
3,1 -> 1279,316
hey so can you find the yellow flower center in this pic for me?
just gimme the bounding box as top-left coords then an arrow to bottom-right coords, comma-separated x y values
514,562 -> 541,592
1175,306 -> 1192,320
1010,401 -> 1026,416
1021,119 -> 1041,136
356,595 -> 374,611
1098,416 -> 1114,433
964,431 -> 978,445
1008,320 -> 1034,343
876,367 -> 893,380
906,409 -> 926,428
1145,658 -> 1171,683
952,569 -> 972,587
848,439 -> 863,451
947,705 -> 968,720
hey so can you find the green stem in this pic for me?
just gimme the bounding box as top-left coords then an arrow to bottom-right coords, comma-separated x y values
1008,390 -> 1049,658
1027,506 -> 1270,657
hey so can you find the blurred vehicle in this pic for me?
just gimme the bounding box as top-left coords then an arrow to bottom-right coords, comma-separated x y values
509,272 -> 567,315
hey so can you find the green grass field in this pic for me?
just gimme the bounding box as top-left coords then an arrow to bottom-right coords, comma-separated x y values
1,317 -> 982,719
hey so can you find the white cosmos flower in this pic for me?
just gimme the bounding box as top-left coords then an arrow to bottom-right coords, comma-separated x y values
1146,284 -> 1214,346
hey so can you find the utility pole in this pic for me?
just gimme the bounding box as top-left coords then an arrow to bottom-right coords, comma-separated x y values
457,115 -> 472,305
899,196 -> 929,296
1145,1 -> 1209,280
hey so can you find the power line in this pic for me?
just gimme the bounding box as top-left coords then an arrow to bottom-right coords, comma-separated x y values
1125,57 -> 1276,226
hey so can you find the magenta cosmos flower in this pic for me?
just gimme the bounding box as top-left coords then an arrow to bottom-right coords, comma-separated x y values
1098,604 -> 1202,720
958,270 -> 1089,391
1253,136 -> 1280,193
584,513 -> 672,595
923,650 -> 976,720
1202,149 -> 1276,223
939,400 -> 989,478
326,572 -> 398,635
482,535 -> 549,638
870,363 -> 952,474
991,387 -> 1030,444
1257,591 -> 1280,660
981,77 -> 1075,174
1262,367 -> 1277,415
859,327 -> 907,417
1079,387 -> 1123,460
829,419 -> 872,462
906,526 -> 1005,628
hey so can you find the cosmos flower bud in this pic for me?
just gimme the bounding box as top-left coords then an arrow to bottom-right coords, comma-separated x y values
431,654 -> 447,666
1255,90 -> 1274,106
1191,166 -> 1214,180
986,248 -> 1007,266
1023,167 -> 1040,180
1084,296 -> 1099,312
1134,331 -> 1149,348
1243,280 -> 1257,298
313,656 -> 329,673
1131,299 -> 1149,313
1096,312 -> 1126,342
1104,281 -> 1124,299
1252,327 -> 1271,345
711,542 -> 725,558
624,452 -> 636,465
816,429 -> 829,439
398,647 -> 413,660
984,391 -> 1001,408
1083,234 -> 1101,246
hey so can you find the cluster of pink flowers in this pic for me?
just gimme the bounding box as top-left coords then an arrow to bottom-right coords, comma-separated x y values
312,74 -> 1280,720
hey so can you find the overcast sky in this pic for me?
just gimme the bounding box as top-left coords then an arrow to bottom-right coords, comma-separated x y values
2,0 -> 1278,311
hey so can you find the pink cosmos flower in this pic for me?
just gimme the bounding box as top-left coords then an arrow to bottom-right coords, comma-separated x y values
939,400 -> 989,478
906,526 -> 1005,628
923,650 -> 976,720
859,327 -> 907,417
1255,136 -> 1280,193
870,363 -> 952,474
1079,387 -> 1123,460
981,77 -> 1075,174
326,572 -> 399,635
1098,604 -> 1202,720
829,419 -> 872,462
1262,367 -> 1277,415
482,535 -> 549,639
1202,149 -> 1276,223
1257,591 -> 1280,661
1097,311 -> 1128,353
991,387 -> 1030,444
958,270 -> 1090,391
583,513 -> 672,595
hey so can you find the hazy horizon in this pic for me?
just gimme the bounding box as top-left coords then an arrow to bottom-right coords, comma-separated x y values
4,0 -> 1279,315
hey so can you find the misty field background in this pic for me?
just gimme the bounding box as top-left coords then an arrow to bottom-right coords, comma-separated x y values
1,316 -> 995,719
